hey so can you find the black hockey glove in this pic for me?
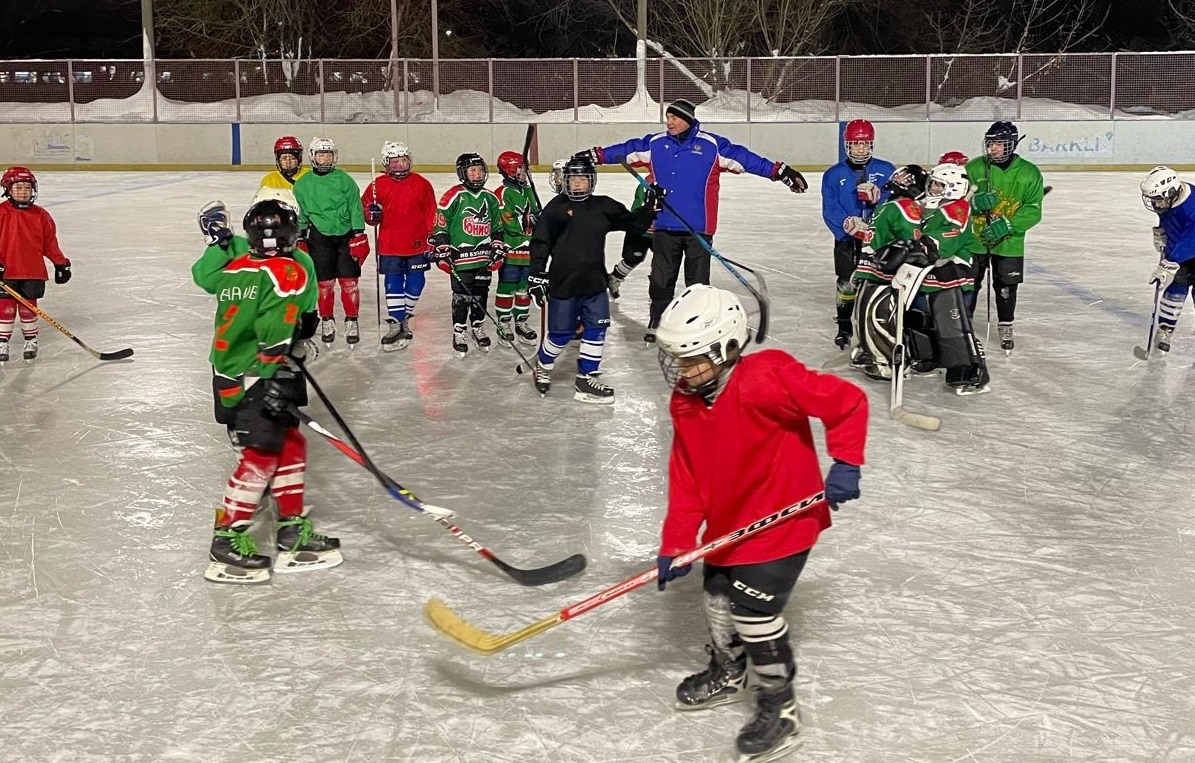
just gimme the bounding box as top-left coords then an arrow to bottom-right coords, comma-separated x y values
262,367 -> 299,420
528,272 -> 549,307
571,147 -> 601,166
54,262 -> 72,285
772,162 -> 808,193
878,239 -> 931,276
643,183 -> 666,212
198,200 -> 234,249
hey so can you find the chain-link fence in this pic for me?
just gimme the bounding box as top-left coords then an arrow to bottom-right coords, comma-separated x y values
1,53 -> 1192,124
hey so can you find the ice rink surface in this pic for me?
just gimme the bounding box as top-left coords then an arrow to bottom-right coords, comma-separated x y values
1,168 -> 1193,763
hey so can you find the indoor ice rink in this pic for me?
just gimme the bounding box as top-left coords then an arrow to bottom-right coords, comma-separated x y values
1,167 -> 1192,762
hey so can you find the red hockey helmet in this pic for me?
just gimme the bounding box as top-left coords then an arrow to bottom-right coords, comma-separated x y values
497,151 -> 526,184
2,166 -> 37,207
843,119 -> 875,162
938,150 -> 968,166
273,136 -> 303,177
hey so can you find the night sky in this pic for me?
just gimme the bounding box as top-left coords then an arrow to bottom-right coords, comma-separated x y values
0,0 -> 1173,60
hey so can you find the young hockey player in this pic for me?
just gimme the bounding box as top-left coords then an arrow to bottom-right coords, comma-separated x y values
965,121 -> 1045,353
653,284 -> 867,763
493,150 -> 540,348
821,119 -> 896,350
259,136 -> 310,192
363,141 -> 437,351
293,137 -> 369,347
606,170 -> 656,301
192,197 -> 340,584
432,153 -> 507,357
1141,165 -> 1195,353
528,155 -> 660,403
0,166 -> 73,361
575,98 -> 807,344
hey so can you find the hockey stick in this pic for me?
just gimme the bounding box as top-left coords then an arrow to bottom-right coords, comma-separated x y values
425,491 -> 825,655
0,281 -> 133,361
522,123 -> 542,208
443,259 -> 539,373
1134,278 -> 1166,361
371,158 -> 382,334
295,374 -> 586,586
620,161 -> 771,344
889,265 -> 941,432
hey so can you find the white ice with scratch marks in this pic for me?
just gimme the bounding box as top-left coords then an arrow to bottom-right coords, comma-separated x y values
0,170 -> 1192,761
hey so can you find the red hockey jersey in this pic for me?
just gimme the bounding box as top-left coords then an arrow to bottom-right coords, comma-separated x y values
660,349 -> 869,566
361,172 -> 437,256
0,201 -> 69,280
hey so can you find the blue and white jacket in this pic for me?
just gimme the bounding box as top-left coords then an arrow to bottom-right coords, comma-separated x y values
821,159 -> 896,241
598,119 -> 779,235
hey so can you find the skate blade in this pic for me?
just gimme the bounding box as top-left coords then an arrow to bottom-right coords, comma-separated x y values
573,392 -> 615,405
497,339 -> 513,349
953,384 -> 992,397
675,692 -> 747,711
204,562 -> 272,584
737,733 -> 803,763
516,336 -> 538,346
273,548 -> 344,574
381,342 -> 402,353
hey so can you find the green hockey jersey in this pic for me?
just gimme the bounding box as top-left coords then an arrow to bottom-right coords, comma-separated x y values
496,182 -> 540,267
434,185 -> 503,271
965,155 -> 1044,257
293,169 -> 365,236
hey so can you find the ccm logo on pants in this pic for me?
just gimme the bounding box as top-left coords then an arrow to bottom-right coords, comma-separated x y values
733,580 -> 775,602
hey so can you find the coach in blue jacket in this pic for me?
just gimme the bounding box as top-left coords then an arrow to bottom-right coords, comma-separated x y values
574,99 -> 806,342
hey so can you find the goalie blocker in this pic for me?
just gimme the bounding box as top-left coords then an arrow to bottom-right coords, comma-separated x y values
851,238 -> 990,395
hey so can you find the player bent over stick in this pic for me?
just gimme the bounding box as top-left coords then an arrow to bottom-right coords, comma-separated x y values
193,197 -> 341,584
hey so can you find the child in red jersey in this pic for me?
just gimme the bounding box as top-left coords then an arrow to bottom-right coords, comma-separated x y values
0,167 -> 72,362
653,284 -> 868,763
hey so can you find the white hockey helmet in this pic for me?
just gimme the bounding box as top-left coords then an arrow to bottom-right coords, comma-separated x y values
309,137 -> 338,173
656,285 -> 750,393
1142,165 -> 1186,212
924,163 -> 971,207
382,141 -> 412,178
549,159 -> 567,194
251,185 -> 299,212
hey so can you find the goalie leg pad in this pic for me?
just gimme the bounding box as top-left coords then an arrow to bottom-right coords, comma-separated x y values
855,281 -> 897,366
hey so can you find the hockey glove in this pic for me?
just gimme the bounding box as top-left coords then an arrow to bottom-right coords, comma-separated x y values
528,272 -> 549,307
824,460 -> 861,510
656,555 -> 692,591
571,147 -> 602,166
262,367 -> 299,420
856,180 -> 881,206
1153,226 -> 1168,254
981,215 -> 1013,245
365,202 -> 383,226
198,200 -> 234,249
290,338 -> 321,364
843,216 -> 873,244
54,262 -> 72,285
972,189 -> 998,214
772,162 -> 808,193
643,184 -> 667,212
348,232 -> 370,265
1150,258 -> 1180,288
436,260 -> 453,274
487,244 -> 507,272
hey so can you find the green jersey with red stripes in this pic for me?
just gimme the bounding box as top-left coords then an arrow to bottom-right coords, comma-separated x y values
434,185 -> 503,271
192,236 -> 316,407
496,182 -> 540,266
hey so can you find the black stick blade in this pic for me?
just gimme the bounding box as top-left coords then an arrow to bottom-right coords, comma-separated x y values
98,348 -> 135,361
490,552 -> 587,586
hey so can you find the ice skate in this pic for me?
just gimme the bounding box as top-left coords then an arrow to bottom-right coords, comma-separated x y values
397,318 -> 413,350
344,317 -> 360,346
205,521 -> 272,584
0,339 -> 9,363
381,318 -> 403,351
452,325 -> 469,358
735,683 -> 803,763
514,317 -> 538,346
495,319 -> 515,348
675,646 -> 748,711
274,514 -> 343,573
834,320 -> 852,351
472,321 -> 492,352
574,373 -> 615,404
533,360 -> 552,397
22,338 -> 37,360
998,322 -> 1014,355
320,317 -> 336,345
1155,324 -> 1174,353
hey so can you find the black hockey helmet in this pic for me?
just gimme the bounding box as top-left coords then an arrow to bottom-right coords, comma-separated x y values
455,153 -> 488,190
983,121 -> 1021,163
884,164 -> 927,200
562,155 -> 597,201
243,198 -> 300,255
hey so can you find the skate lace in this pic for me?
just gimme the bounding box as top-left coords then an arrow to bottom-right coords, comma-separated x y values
278,516 -> 313,550
218,528 -> 258,556
584,375 -> 611,392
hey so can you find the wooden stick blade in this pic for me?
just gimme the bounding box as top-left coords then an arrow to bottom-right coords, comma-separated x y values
424,598 -> 562,655
891,405 -> 941,431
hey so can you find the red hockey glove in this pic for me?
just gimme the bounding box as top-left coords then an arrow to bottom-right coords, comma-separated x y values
856,181 -> 881,205
843,216 -> 873,243
436,260 -> 453,274
348,232 -> 370,265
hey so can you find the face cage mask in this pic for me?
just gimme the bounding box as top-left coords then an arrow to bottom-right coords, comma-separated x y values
657,346 -> 738,398
5,183 -> 36,208
983,137 -> 1016,163
564,172 -> 595,201
385,156 -> 412,179
845,141 -> 873,163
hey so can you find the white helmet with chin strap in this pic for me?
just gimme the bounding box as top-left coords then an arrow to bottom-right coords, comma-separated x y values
1141,165 -> 1187,212
656,285 -> 750,394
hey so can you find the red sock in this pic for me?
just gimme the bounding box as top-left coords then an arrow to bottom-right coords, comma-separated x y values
270,428 -> 307,518
338,277 -> 360,318
219,446 -> 279,526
